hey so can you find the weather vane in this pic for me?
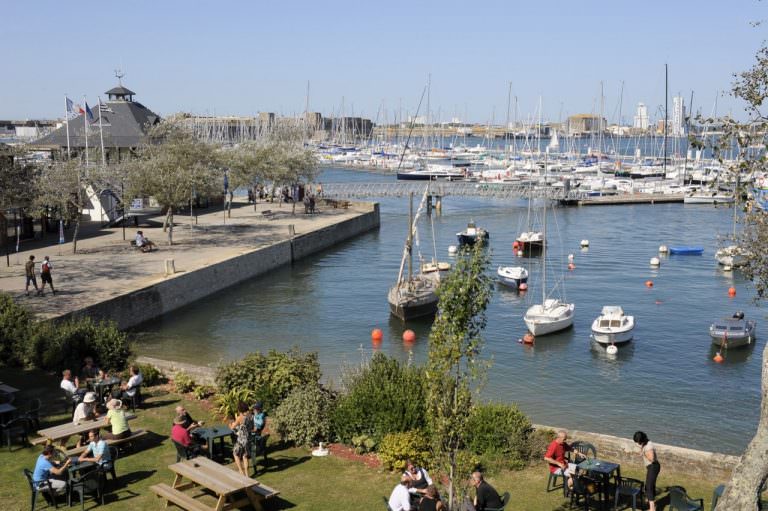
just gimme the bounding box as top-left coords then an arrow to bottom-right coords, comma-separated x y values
114,68 -> 125,85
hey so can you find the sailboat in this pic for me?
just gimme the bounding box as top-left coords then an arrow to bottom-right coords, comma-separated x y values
388,191 -> 439,321
523,151 -> 575,336
716,176 -> 748,268
515,181 -> 544,256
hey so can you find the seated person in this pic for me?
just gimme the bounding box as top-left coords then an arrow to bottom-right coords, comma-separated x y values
60,369 -> 86,399
134,230 -> 157,253
388,474 -> 413,511
72,392 -> 99,424
467,471 -> 503,511
544,429 -> 577,491
172,414 -> 206,455
404,459 -> 432,497
78,429 -> 112,468
32,444 -> 70,494
120,365 -> 143,404
174,405 -> 202,431
419,485 -> 445,511
103,398 -> 131,440
81,357 -> 100,380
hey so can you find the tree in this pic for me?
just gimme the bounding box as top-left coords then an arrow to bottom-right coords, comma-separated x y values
425,242 -> 492,509
123,115 -> 221,245
706,39 -> 768,511
0,144 -> 36,213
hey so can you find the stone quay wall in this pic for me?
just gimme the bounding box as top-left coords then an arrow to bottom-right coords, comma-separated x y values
56,202 -> 379,330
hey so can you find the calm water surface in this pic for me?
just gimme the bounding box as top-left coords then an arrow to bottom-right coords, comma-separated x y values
138,168 -> 762,454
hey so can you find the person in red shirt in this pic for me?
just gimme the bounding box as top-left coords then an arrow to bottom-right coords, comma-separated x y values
544,430 -> 575,490
171,415 -> 205,454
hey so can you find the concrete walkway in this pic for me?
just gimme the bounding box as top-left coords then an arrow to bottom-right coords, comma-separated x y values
0,198 -> 369,321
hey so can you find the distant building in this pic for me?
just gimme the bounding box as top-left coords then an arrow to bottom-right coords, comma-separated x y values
567,114 -> 606,136
33,82 -> 160,162
671,96 -> 686,137
633,103 -> 649,130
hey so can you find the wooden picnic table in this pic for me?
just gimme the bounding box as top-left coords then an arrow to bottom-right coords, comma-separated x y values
36,413 -> 137,443
157,456 -> 278,511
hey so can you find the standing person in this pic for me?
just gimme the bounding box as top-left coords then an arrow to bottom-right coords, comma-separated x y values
634,431 -> 660,511
252,402 -> 266,435
40,255 -> 55,295
32,445 -> 70,494
229,401 -> 253,476
25,255 -> 41,296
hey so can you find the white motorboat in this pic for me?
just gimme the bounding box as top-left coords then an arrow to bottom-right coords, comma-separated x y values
684,191 -> 735,204
497,266 -> 528,290
591,306 -> 635,345
710,312 -> 757,348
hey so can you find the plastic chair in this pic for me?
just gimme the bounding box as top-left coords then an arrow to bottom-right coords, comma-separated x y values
485,491 -> 510,511
68,468 -> 105,510
173,440 -> 195,462
614,476 -> 644,510
570,475 -> 598,511
101,446 -> 118,483
23,468 -> 59,510
711,484 -> 725,511
571,440 -> 597,459
249,432 -> 270,474
124,386 -> 142,411
382,496 -> 394,511
24,399 -> 42,431
546,468 -> 568,496
668,486 -> 704,511
1,417 -> 32,451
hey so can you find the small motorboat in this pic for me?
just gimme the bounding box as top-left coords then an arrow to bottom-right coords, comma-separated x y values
421,260 -> 451,282
710,311 -> 757,348
591,306 -> 635,345
497,265 -> 528,290
456,221 -> 489,247
514,231 -> 544,255
669,246 -> 704,255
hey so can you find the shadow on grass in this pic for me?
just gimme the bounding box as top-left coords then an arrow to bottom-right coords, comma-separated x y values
115,468 -> 157,488
139,398 -> 179,410
260,454 -> 312,474
264,496 -> 296,509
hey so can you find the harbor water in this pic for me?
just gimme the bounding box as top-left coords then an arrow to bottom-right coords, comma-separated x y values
137,167 -> 762,454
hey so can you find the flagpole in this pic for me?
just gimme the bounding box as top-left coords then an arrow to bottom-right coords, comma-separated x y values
64,95 -> 71,159
98,97 -> 106,166
83,95 -> 89,166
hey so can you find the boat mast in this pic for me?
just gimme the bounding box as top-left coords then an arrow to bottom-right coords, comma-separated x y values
663,64 -> 668,176
505,82 -> 512,162
541,149 -> 548,304
408,192 -> 413,283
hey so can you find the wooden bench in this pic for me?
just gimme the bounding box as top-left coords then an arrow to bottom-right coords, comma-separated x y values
150,483 -> 212,511
261,210 -> 274,220
62,428 -> 147,456
251,483 -> 280,499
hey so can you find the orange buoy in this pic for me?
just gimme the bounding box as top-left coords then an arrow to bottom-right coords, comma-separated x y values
371,328 -> 383,342
728,287 -> 736,297
519,283 -> 528,292
402,329 -> 416,343
522,332 -> 535,345
568,263 -> 576,270
713,352 -> 724,363
512,241 -> 520,250
645,280 -> 653,288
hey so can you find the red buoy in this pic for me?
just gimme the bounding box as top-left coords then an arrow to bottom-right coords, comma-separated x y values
645,280 -> 653,288
522,332 -> 535,345
512,241 -> 520,250
519,283 -> 528,292
728,287 -> 736,297
402,329 -> 416,343
713,352 -> 724,363
568,263 -> 576,271
371,328 -> 383,342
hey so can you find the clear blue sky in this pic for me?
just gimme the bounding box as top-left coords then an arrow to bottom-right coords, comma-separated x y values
2,1 -> 765,123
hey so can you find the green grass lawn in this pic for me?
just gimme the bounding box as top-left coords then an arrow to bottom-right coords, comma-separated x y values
0,367 -> 724,511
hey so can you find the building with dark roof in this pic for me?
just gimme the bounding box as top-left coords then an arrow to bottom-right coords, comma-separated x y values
34,82 -> 160,162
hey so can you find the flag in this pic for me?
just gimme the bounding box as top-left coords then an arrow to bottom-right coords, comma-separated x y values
99,100 -> 113,113
65,97 -> 77,119
84,102 -> 94,122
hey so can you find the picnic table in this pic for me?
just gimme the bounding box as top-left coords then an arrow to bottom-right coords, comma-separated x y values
35,413 -> 137,444
192,425 -> 233,460
87,377 -> 122,402
577,458 -> 621,510
152,456 -> 279,511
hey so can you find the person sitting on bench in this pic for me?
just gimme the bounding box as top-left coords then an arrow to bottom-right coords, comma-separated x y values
135,231 -> 157,253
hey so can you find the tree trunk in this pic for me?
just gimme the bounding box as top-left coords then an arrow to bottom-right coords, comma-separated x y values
71,218 -> 80,254
167,211 -> 174,245
163,210 -> 170,232
715,343 -> 768,510
228,191 -> 233,218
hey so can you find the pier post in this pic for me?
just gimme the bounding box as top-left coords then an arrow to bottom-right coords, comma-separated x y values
426,195 -> 432,215
435,195 -> 442,212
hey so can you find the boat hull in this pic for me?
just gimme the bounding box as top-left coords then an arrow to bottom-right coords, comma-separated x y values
388,299 -> 438,321
497,266 -> 528,289
396,171 -> 464,181
591,328 -> 634,344
709,320 -> 756,348
524,302 -> 575,336
457,232 -> 489,247
669,246 -> 704,255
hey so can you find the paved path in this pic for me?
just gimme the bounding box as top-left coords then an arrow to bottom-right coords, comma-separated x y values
0,199 -> 367,321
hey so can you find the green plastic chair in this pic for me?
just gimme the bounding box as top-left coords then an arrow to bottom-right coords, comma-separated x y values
668,486 -> 704,511
485,491 -> 510,511
711,484 -> 725,511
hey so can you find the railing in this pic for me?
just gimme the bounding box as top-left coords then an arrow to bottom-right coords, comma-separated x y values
321,181 -> 588,201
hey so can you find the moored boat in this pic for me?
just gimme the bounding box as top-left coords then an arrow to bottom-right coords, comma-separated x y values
456,221 -> 489,247
709,312 -> 756,348
669,246 -> 704,255
497,265 -> 528,290
591,306 -> 635,345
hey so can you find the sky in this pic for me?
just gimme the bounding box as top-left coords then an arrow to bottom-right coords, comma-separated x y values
2,1 -> 765,124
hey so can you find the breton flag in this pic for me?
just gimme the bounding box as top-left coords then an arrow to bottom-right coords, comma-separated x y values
65,97 -> 78,119
99,100 -> 113,113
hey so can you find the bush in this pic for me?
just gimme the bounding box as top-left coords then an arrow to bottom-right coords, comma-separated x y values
465,403 -> 533,470
173,371 -> 196,393
272,384 -> 335,447
332,353 -> 426,444
351,434 -> 376,454
0,293 -> 34,366
216,388 -> 256,420
377,430 -> 431,472
215,348 -> 320,410
136,364 -> 165,386
192,385 -> 215,400
526,427 -> 556,465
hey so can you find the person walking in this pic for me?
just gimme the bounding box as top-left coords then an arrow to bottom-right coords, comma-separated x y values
633,431 -> 660,511
40,256 -> 55,295
25,255 -> 41,296
230,401 -> 253,476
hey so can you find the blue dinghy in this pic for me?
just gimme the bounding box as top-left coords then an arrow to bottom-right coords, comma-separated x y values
669,246 -> 704,255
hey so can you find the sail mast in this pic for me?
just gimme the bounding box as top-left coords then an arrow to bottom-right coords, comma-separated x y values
664,64 -> 669,176
542,150 -> 548,304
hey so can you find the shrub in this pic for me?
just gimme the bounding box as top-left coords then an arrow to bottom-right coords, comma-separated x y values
272,384 -> 335,447
332,353 -> 426,444
526,427 -> 556,465
351,434 -> 377,454
0,293 -> 34,366
465,403 -> 533,470
216,388 -> 256,420
136,364 -> 165,386
193,385 -> 215,400
173,371 -> 196,393
215,348 -> 320,410
378,430 -> 430,471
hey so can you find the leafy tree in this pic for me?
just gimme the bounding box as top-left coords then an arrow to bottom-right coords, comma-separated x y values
0,144 -> 36,213
425,242 -> 492,509
122,115 -> 221,245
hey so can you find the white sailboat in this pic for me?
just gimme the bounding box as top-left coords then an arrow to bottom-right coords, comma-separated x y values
524,152 -> 574,336
716,176 -> 748,268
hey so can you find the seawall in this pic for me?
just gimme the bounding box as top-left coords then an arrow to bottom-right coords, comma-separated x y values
56,202 -> 379,330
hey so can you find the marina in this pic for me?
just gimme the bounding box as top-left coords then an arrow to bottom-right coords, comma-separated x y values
137,167 -> 763,456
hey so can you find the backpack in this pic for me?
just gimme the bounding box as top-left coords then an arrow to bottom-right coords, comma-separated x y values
42,261 -> 51,274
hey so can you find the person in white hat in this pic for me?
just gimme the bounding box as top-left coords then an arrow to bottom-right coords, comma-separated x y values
103,398 -> 131,440
72,392 -> 99,447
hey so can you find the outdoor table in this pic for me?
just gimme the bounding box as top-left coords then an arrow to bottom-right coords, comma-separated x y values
577,458 -> 620,510
66,459 -> 97,506
192,425 -> 233,460
87,377 -> 122,402
168,456 -> 268,511
36,413 -> 136,443
0,383 -> 19,394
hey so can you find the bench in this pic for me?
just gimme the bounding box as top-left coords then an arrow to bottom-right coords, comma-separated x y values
150,483 -> 212,511
251,483 -> 280,499
261,210 -> 274,220
62,429 -> 147,456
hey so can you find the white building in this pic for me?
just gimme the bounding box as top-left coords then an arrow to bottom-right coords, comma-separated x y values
633,103 -> 649,130
671,96 -> 686,137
